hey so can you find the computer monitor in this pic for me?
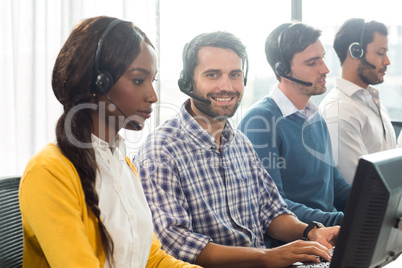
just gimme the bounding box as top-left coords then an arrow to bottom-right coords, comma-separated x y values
330,148 -> 402,268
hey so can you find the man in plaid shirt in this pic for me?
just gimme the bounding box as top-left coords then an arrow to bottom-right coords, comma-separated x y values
135,31 -> 339,268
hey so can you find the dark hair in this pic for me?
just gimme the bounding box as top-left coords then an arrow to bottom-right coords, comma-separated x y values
180,31 -> 248,88
52,16 -> 153,265
333,18 -> 388,65
265,22 -> 321,81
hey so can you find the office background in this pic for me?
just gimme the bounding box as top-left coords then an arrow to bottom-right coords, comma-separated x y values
1,0 -> 402,177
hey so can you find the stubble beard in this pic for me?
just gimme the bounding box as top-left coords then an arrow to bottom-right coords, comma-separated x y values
358,61 -> 383,86
191,87 -> 242,120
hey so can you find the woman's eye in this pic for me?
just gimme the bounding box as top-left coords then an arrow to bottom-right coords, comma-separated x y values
133,79 -> 144,85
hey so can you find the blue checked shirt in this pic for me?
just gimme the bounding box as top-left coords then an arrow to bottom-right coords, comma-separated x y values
135,100 -> 292,263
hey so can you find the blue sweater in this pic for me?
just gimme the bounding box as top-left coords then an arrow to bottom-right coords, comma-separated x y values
238,96 -> 350,226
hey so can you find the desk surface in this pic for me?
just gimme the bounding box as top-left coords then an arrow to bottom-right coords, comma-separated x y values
385,255 -> 402,267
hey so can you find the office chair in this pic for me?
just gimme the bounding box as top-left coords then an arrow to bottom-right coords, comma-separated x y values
0,176 -> 23,268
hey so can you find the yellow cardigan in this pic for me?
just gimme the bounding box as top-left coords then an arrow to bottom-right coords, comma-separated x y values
20,143 -> 200,268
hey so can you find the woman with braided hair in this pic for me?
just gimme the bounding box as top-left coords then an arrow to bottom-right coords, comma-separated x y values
19,16 -> 200,268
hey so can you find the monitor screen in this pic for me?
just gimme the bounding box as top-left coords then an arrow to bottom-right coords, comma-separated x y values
331,148 -> 402,268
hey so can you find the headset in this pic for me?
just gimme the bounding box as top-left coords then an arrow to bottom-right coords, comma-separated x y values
348,21 -> 376,69
274,26 -> 313,86
177,40 -> 249,105
274,27 -> 291,79
93,18 -> 124,95
92,18 -> 142,130
177,42 -> 195,93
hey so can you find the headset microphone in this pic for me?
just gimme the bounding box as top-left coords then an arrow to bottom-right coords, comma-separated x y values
360,57 -> 376,69
277,71 -> 313,87
178,78 -> 211,105
104,94 -> 142,130
275,26 -> 313,87
92,18 -> 142,131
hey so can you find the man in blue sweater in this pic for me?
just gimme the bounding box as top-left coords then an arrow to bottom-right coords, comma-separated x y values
238,22 -> 351,229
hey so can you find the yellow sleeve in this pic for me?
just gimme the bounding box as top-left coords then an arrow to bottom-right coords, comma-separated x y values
145,233 -> 202,268
20,146 -> 104,267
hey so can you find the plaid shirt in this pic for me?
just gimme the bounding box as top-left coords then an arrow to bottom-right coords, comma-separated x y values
135,100 -> 292,263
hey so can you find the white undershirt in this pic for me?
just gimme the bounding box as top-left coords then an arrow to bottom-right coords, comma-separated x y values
93,134 -> 153,267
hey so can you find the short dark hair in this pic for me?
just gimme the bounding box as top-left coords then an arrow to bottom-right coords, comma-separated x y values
333,18 -> 388,65
265,22 -> 321,81
180,31 -> 248,88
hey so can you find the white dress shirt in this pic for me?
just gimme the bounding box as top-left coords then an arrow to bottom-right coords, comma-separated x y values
319,77 -> 396,184
93,134 -> 153,267
398,130 -> 402,148
271,85 -> 319,121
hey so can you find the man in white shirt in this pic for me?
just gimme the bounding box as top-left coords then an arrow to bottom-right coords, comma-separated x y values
319,18 -> 396,184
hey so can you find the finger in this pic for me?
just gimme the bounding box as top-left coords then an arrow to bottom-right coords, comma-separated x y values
329,233 -> 338,246
313,245 -> 332,261
297,254 -> 322,264
321,240 -> 333,250
314,235 -> 335,250
299,242 -> 332,261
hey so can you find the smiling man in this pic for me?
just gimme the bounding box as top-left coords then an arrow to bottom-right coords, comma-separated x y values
135,31 -> 341,268
319,19 -> 396,184
238,23 -> 350,232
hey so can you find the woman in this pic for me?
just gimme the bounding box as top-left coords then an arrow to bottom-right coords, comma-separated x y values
19,16 -> 200,268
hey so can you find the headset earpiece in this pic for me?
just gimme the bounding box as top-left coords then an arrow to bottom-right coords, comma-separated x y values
349,42 -> 364,59
93,19 -> 124,95
275,27 -> 290,77
178,70 -> 192,92
275,61 -> 289,77
178,43 -> 194,92
348,21 -> 366,60
95,70 -> 114,94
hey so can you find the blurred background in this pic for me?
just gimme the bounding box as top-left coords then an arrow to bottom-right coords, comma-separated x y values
1,0 -> 401,176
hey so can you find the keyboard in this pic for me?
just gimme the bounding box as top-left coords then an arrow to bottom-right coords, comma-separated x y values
289,248 -> 333,268
290,262 -> 330,268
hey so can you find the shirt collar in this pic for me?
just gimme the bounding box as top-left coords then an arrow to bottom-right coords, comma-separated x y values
270,85 -> 318,120
179,99 -> 235,150
335,77 -> 380,112
335,77 -> 365,97
335,77 -> 380,97
91,133 -> 126,155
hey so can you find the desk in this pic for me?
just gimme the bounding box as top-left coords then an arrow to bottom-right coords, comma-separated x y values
386,255 -> 402,267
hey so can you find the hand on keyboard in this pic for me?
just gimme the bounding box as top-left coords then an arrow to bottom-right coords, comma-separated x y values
267,240 -> 332,268
290,248 -> 334,268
